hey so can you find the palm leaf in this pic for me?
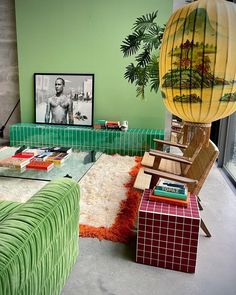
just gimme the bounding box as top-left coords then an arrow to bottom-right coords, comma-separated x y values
143,25 -> 164,50
133,11 -> 158,32
124,63 -> 140,83
135,67 -> 149,85
150,73 -> 160,92
135,68 -> 149,99
120,30 -> 144,57
136,85 -> 145,99
136,49 -> 151,67
148,55 -> 160,92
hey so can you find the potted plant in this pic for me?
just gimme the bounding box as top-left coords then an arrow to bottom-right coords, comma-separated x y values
120,11 -> 165,99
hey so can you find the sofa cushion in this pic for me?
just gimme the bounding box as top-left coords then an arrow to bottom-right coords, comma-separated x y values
0,177 -> 80,295
0,200 -> 21,222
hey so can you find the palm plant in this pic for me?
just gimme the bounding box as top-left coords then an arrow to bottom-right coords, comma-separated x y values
120,11 -> 165,99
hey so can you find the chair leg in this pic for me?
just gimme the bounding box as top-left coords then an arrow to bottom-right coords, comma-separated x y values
198,199 -> 203,211
200,219 -> 211,237
197,195 -> 203,210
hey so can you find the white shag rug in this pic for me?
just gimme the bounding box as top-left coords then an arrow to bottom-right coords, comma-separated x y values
79,154 -> 136,227
0,154 -> 136,228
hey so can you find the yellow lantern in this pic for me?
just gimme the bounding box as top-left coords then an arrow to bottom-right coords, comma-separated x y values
159,0 -> 236,140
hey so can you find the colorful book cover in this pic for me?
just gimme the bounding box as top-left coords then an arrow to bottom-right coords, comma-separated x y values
149,192 -> 190,207
26,160 -> 54,171
156,178 -> 187,194
153,188 -> 187,200
34,151 -> 54,161
0,156 -> 30,168
12,152 -> 35,160
55,152 -> 69,160
45,152 -> 69,164
22,148 -> 44,156
49,147 -> 72,154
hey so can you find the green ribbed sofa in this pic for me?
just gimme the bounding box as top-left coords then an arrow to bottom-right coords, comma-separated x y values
0,178 -> 80,295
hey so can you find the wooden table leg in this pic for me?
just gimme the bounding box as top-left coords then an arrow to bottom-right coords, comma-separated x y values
200,219 -> 211,237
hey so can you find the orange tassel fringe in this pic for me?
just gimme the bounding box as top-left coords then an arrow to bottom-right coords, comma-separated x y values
79,156 -> 142,243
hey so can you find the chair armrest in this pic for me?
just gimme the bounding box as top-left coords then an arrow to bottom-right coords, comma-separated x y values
153,139 -> 187,149
144,167 -> 198,184
149,149 -> 192,165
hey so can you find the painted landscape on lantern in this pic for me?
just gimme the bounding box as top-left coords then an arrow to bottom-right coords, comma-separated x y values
161,7 -> 236,103
162,40 -> 227,89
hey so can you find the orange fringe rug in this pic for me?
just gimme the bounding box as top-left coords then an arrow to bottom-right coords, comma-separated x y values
79,156 -> 142,243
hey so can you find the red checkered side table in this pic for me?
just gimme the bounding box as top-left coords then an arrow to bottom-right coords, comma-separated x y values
136,189 -> 200,273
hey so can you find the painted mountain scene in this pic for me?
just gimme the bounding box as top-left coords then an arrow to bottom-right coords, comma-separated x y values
162,8 -> 230,90
161,39 -> 229,89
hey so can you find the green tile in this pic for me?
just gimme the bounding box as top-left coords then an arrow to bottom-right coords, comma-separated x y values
9,123 -> 164,155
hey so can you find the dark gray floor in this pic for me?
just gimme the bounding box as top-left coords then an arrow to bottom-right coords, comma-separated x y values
61,165 -> 236,295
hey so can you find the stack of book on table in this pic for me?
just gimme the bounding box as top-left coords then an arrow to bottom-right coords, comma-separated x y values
149,178 -> 189,207
0,146 -> 72,171
0,153 -> 32,169
24,147 -> 72,170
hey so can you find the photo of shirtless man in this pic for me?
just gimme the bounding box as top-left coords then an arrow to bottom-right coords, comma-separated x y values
45,78 -> 74,124
35,73 -> 94,126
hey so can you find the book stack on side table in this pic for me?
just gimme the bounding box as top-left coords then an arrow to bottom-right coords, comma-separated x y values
149,178 -> 189,207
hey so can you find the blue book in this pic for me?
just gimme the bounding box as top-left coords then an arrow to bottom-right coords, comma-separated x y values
153,188 -> 187,200
156,178 -> 187,195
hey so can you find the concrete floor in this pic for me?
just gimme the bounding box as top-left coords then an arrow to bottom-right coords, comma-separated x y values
61,165 -> 236,295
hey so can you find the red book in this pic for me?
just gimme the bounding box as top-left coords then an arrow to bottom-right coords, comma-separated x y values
26,160 -> 54,171
149,192 -> 190,208
12,153 -> 35,160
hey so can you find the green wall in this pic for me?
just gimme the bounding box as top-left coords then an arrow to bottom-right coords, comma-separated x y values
15,0 -> 173,129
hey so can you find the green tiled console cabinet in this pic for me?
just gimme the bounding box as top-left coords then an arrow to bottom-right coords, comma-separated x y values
10,123 -> 164,156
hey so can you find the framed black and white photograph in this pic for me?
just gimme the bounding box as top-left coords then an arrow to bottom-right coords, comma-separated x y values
34,73 -> 94,127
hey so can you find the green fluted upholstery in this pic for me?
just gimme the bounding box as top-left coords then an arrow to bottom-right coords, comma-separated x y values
0,201 -> 22,222
0,178 -> 80,295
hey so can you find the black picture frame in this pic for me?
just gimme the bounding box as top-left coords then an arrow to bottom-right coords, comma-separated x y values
34,73 -> 94,127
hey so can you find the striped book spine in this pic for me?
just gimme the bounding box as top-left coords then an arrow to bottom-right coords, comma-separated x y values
153,188 -> 187,200
155,185 -> 185,194
149,193 -> 190,207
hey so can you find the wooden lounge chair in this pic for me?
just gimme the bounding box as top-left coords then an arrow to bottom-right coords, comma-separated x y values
135,128 -> 206,189
142,140 -> 219,237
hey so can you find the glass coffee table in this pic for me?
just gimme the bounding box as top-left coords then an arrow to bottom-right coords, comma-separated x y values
0,147 -> 102,182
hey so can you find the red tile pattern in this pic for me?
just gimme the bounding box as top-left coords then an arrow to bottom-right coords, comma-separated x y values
136,189 -> 200,273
